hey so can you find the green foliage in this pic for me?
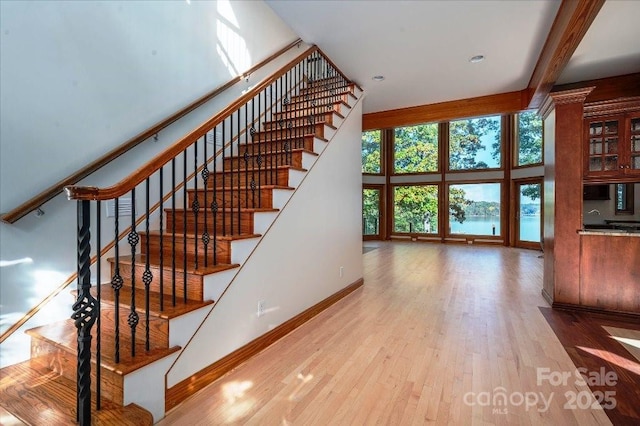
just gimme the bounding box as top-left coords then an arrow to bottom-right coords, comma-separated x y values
394,185 -> 439,232
450,117 -> 500,170
464,201 -> 500,217
362,130 -> 381,173
517,111 -> 543,166
394,124 -> 438,173
449,187 -> 469,224
363,188 -> 380,234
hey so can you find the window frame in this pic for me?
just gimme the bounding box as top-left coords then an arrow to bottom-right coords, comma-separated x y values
390,182 -> 442,237
446,114 -> 505,173
391,122 -> 440,176
361,129 -> 384,175
513,110 -> 544,169
615,183 -> 635,215
445,180 -> 504,239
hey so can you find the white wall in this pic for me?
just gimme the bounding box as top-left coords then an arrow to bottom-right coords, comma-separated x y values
167,100 -> 364,388
0,0 -> 299,364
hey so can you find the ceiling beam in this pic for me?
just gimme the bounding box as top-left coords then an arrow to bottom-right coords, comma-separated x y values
362,90 -> 527,131
527,0 -> 605,109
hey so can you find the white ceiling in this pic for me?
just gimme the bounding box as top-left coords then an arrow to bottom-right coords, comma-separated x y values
266,0 -> 640,114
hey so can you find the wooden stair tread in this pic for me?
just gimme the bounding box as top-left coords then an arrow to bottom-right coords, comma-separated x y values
142,230 -> 260,241
108,254 -> 240,276
0,360 -> 153,425
213,165 -> 308,173
258,121 -> 337,131
166,207 -> 279,213
239,134 -> 328,144
188,184 -> 294,191
88,284 -> 214,319
226,148 -> 318,159
26,320 -> 180,376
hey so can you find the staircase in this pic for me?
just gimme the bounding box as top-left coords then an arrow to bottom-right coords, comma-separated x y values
0,47 -> 361,424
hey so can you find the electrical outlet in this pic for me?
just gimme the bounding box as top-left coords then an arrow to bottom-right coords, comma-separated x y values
257,300 -> 265,317
339,266 -> 344,278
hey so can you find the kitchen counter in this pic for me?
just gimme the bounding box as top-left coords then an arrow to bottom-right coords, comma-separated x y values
579,229 -> 640,236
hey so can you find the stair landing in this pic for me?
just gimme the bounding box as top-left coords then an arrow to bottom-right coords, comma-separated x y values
0,360 -> 153,425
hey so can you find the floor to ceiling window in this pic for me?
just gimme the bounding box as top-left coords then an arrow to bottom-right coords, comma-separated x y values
362,110 -> 544,247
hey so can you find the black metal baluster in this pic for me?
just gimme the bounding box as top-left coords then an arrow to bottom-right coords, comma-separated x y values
128,188 -> 139,357
193,140 -> 199,270
95,200 -> 101,411
171,159 -> 176,307
250,95 -> 256,209
229,115 -> 235,235
257,91 -> 263,208
202,134 -> 210,267
222,120 -> 226,237
212,126 -> 218,265
144,179 -> 152,351
159,168 -> 164,311
72,200 -> 97,426
237,109 -> 242,233
182,150 -> 187,302
111,198 -> 122,363
244,103 -> 249,215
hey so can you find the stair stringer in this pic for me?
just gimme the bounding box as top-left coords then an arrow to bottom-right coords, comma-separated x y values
165,94 -> 364,392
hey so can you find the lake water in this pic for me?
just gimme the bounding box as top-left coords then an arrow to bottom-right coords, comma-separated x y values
449,215 -> 540,242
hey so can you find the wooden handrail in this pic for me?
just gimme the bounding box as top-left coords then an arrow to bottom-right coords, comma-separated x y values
65,46 -> 332,201
1,38 -> 303,224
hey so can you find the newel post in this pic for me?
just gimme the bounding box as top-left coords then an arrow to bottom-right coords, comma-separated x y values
72,200 -> 97,425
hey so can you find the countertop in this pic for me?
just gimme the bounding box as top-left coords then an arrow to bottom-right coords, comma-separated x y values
579,229 -> 640,237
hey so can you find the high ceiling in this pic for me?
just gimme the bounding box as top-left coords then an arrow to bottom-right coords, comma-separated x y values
265,0 -> 640,114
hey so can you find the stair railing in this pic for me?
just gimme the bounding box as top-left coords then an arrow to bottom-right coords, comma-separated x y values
64,45 -> 354,424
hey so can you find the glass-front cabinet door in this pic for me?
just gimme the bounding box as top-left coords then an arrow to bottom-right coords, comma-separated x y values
585,113 -> 640,179
586,116 -> 620,177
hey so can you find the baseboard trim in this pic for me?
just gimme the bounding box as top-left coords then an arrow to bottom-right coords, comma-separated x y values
165,277 -> 364,412
552,301 -> 640,320
541,288 -> 553,306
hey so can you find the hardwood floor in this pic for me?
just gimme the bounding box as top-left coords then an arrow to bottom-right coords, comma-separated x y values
159,242 -> 618,425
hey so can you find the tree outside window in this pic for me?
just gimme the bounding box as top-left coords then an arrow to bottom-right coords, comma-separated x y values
449,116 -> 501,170
394,123 -> 438,173
362,130 -> 382,174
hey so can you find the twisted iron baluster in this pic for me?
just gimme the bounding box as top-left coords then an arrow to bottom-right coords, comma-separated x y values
128,188 -> 139,357
202,134 -> 210,267
143,179 -> 152,351
72,200 -> 97,426
111,198 -> 122,363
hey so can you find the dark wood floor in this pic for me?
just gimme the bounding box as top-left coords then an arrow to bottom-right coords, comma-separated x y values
541,307 -> 640,426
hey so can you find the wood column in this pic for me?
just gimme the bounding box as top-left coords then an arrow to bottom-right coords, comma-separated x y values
540,87 -> 594,305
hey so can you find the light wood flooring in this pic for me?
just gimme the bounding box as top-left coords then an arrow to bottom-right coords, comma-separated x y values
159,242 -> 619,425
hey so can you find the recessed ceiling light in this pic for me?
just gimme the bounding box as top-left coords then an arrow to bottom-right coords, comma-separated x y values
469,55 -> 485,63
372,75 -> 385,82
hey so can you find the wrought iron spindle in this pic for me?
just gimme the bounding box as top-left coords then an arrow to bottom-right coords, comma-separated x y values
193,140 -> 199,270
250,94 -> 257,208
257,90 -> 263,208
128,188 -> 139,357
144,178 -> 152,351
73,200 -> 97,426
236,108 -> 242,232
202,134 -> 210,267
171,158 -> 176,307
222,120 -> 226,237
229,115 -> 235,234
159,168 -> 164,311
95,200 -> 101,410
212,126 -> 218,265
182,150 -> 187,302
244,103 -> 250,215
111,198 -> 122,363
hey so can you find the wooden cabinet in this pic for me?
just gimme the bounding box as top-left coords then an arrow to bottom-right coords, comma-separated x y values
585,112 -> 640,180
